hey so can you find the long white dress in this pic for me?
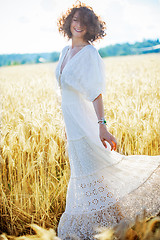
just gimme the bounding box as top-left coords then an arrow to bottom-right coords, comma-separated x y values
55,44 -> 160,240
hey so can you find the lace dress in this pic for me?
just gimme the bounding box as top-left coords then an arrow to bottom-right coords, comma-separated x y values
55,45 -> 160,240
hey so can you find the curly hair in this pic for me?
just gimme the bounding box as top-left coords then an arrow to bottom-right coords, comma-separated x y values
57,1 -> 106,43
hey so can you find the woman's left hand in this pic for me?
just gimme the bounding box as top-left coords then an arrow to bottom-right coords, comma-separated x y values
99,124 -> 117,151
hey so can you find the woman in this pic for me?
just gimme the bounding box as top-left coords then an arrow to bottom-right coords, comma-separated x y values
55,2 -> 160,239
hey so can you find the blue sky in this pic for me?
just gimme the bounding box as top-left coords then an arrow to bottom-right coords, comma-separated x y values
0,0 -> 160,54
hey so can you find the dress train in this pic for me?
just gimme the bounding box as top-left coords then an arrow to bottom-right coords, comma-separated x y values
57,136 -> 160,240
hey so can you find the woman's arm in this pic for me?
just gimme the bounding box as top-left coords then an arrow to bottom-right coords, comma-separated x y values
92,94 -> 117,151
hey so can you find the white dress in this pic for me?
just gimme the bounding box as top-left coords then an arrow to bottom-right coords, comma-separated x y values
55,44 -> 160,240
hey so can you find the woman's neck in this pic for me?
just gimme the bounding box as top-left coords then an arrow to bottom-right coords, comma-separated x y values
71,38 -> 89,49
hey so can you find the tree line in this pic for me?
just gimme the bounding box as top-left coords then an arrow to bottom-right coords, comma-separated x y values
0,39 -> 159,67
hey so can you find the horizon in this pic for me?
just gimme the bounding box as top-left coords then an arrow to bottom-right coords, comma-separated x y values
0,38 -> 159,55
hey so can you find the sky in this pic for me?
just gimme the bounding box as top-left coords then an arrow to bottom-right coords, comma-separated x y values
0,0 -> 160,54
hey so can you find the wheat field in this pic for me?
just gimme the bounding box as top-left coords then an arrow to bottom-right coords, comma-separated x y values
0,53 -> 160,237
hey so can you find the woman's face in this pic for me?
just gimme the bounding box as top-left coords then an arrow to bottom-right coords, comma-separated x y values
70,11 -> 87,40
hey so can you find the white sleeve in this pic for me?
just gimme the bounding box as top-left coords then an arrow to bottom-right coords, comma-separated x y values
77,47 -> 106,101
62,46 -> 106,102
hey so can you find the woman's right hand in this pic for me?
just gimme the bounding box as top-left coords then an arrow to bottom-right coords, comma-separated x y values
99,124 -> 117,151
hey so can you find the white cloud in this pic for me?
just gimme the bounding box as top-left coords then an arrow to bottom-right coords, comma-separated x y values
18,16 -> 30,24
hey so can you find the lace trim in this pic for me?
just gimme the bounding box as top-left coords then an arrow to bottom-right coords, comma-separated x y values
58,202 -> 126,240
57,167 -> 160,239
67,174 -> 119,214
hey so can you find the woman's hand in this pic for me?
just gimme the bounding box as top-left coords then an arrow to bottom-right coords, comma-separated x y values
99,124 -> 117,151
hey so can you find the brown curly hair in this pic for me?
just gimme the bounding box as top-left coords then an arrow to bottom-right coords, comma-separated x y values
57,1 -> 106,44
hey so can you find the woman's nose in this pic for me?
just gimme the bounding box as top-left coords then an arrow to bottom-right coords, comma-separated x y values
77,21 -> 82,28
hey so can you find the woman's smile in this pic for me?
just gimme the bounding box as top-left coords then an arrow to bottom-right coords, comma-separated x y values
74,27 -> 84,33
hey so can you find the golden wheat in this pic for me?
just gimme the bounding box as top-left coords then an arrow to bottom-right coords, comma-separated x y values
0,53 -> 160,236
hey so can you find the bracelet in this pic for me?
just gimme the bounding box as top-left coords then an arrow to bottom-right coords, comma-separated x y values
98,118 -> 107,125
